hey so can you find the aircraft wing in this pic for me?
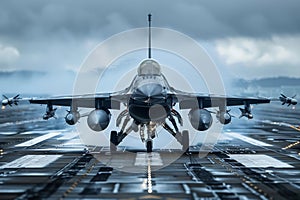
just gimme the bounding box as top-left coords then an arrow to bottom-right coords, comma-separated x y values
29,93 -> 131,109
173,93 -> 270,109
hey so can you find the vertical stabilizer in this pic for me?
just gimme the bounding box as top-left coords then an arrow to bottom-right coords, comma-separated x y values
148,14 -> 152,59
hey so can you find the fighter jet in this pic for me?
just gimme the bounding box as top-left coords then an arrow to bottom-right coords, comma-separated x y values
2,15 -> 297,152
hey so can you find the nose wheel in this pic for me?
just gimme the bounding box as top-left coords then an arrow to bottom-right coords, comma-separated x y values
146,140 -> 153,153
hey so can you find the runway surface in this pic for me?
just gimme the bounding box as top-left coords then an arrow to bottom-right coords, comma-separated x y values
0,103 -> 300,199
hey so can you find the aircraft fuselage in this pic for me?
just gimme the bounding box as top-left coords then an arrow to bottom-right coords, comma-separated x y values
128,83 -> 172,123
126,59 -> 173,124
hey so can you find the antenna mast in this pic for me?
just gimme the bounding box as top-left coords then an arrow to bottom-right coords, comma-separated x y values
148,13 -> 152,59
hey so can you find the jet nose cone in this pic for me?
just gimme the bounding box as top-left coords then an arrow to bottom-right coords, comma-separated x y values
136,83 -> 163,98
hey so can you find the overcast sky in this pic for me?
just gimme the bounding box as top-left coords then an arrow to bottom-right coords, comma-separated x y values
0,0 -> 300,94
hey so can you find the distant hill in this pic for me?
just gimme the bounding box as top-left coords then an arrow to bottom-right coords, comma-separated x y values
0,70 -> 46,78
233,77 -> 300,88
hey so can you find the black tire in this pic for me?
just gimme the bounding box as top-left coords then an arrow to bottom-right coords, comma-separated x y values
146,140 -> 153,153
182,130 -> 189,152
110,131 -> 118,152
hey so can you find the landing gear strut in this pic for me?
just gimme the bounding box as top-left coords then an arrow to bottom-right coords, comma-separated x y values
109,130 -> 130,152
181,130 -> 189,153
111,108 -> 188,153
110,131 -> 118,152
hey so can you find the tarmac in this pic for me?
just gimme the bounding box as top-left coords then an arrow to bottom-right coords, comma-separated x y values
0,102 -> 300,199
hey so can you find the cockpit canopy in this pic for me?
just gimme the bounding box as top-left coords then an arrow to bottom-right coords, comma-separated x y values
137,59 -> 161,76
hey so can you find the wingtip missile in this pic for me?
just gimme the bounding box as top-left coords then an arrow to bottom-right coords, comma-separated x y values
2,94 -> 21,107
279,94 -> 297,106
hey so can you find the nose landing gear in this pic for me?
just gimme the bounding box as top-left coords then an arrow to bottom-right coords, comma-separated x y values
146,140 -> 153,153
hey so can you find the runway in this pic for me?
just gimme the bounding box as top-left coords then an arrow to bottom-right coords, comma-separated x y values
0,103 -> 300,199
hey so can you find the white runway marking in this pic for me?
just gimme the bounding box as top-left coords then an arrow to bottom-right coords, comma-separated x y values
0,155 -> 62,169
15,132 -> 61,147
0,132 -> 16,135
32,148 -> 85,152
20,130 -> 64,135
134,152 -> 163,166
229,154 -> 293,168
226,132 -> 273,147
62,139 -> 83,146
218,134 -> 233,141
58,132 -> 78,140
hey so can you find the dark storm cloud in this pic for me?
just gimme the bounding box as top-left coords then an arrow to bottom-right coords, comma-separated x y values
0,0 -> 299,42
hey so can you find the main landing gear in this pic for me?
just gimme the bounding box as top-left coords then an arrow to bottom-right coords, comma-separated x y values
181,130 -> 189,152
109,129 -> 155,153
110,109 -> 189,153
109,129 -> 189,153
170,129 -> 190,152
110,131 -> 118,152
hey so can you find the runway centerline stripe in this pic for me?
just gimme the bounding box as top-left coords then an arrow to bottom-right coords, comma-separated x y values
134,152 -> 163,166
15,132 -> 61,147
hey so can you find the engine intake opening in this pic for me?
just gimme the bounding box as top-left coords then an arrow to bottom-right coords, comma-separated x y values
188,109 -> 213,131
87,109 -> 111,131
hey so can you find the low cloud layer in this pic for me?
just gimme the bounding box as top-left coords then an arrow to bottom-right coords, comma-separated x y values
0,44 -> 20,69
214,35 -> 300,79
216,36 -> 300,66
